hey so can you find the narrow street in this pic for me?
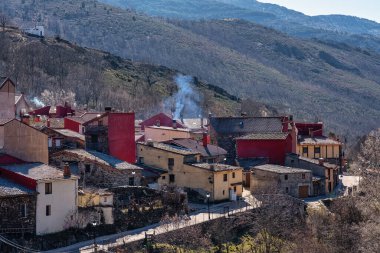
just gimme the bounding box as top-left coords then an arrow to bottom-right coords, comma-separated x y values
44,195 -> 257,253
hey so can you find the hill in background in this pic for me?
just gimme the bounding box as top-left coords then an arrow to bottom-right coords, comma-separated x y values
1,0 -> 380,140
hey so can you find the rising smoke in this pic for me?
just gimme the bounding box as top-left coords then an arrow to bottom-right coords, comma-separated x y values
167,74 -> 202,120
32,97 -> 45,107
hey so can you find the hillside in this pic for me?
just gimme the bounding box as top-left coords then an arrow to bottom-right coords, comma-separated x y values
100,0 -> 380,52
0,28 -> 244,119
2,0 -> 380,139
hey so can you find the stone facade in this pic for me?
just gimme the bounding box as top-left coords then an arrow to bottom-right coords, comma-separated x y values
251,164 -> 313,198
0,194 -> 37,234
50,150 -> 142,188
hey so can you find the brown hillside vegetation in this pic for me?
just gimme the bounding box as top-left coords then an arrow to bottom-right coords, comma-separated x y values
2,0 -> 380,139
0,29 -> 246,118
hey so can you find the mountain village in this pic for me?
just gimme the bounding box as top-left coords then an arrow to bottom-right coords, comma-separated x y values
0,76 -> 361,252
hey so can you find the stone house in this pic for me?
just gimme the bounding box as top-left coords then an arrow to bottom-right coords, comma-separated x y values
137,142 -> 243,201
285,153 -> 339,195
0,177 -> 37,234
250,164 -> 312,198
50,149 -> 142,188
40,127 -> 85,153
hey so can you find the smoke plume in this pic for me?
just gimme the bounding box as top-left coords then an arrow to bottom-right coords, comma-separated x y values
168,74 -> 202,120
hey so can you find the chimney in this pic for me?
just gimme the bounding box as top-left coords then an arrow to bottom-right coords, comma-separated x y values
63,162 -> 71,178
202,132 -> 210,147
172,119 -> 177,129
105,106 -> 112,112
200,116 -> 204,129
47,119 -> 50,128
318,158 -> 324,166
21,114 -> 30,125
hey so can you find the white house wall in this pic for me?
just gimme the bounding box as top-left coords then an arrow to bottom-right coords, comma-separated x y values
36,179 -> 78,235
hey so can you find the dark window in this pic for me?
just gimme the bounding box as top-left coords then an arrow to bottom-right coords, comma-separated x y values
169,174 -> 175,183
168,158 -> 174,170
232,172 -> 235,178
302,173 -> 306,179
315,147 -> 321,154
98,120 -> 103,126
162,175 -> 166,180
45,183 -> 52,194
85,164 -> 91,173
138,157 -> 144,164
91,135 -> 98,143
129,177 -> 135,186
302,147 -> 308,154
233,186 -> 237,192
223,174 -> 228,182
223,190 -> 225,195
284,175 -> 288,180
285,187 -> 289,193
184,155 -> 197,164
46,205 -> 51,216
20,204 -> 27,218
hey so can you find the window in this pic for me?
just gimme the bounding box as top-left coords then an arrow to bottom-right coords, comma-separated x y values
285,187 -> 289,193
223,174 -> 228,182
302,147 -> 308,154
20,204 -> 27,218
233,186 -> 237,192
223,190 -> 225,195
46,205 -> 51,216
315,147 -> 321,154
85,164 -> 91,173
184,155 -> 197,164
232,172 -> 236,178
169,174 -> 175,183
103,197 -> 107,203
45,183 -> 52,194
284,175 -> 288,180
129,177 -> 135,186
168,158 -> 174,170
138,157 -> 144,164
162,175 -> 166,180
98,120 -> 103,126
55,139 -> 61,147
48,138 -> 52,148
302,173 -> 306,179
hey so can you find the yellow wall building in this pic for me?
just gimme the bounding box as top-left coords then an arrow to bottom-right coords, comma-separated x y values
297,136 -> 341,160
137,142 -> 243,201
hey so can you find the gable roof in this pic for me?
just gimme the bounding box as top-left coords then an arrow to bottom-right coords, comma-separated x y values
0,163 -> 74,181
0,177 -> 35,197
236,132 -> 289,140
253,164 -> 312,174
138,142 -> 200,155
166,138 -> 227,157
210,117 -> 283,135
298,135 -> 341,145
55,149 -> 142,171
66,112 -> 102,124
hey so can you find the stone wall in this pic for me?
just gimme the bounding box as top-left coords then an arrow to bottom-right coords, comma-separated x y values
0,194 -> 37,233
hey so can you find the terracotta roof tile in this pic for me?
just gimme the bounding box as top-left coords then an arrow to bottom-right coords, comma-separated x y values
236,132 -> 289,140
210,117 -> 283,135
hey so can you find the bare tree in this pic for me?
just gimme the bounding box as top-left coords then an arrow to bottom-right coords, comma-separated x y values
0,13 -> 7,31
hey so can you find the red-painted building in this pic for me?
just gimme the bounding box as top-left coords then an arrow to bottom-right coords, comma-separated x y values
236,133 -> 294,165
140,113 -> 185,130
30,104 -> 75,118
83,112 -> 136,164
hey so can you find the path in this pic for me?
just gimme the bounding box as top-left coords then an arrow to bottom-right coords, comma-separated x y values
44,197 -> 257,253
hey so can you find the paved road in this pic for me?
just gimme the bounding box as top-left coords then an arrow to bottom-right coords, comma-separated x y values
44,198 -> 255,253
